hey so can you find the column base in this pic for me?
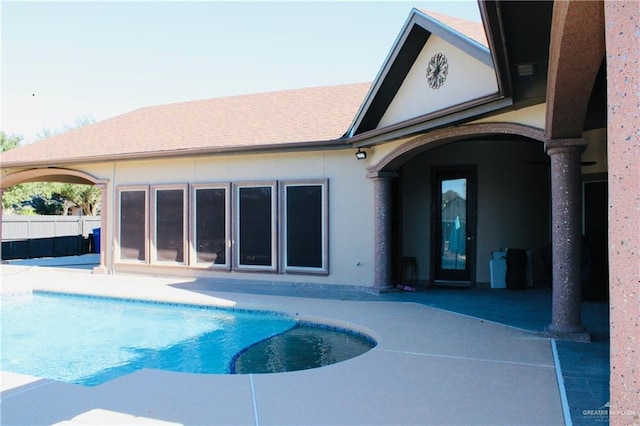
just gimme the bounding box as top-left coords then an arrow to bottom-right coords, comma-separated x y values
365,285 -> 400,295
543,325 -> 591,342
92,265 -> 109,275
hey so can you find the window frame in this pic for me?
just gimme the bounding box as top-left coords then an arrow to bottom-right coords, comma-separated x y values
115,185 -> 149,264
280,179 -> 329,275
232,181 -> 278,272
150,184 -> 188,266
189,183 -> 231,270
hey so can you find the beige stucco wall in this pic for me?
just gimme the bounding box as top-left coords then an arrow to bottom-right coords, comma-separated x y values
379,36 -> 498,128
366,137 -> 414,165
470,103 -> 547,130
72,149 -> 377,288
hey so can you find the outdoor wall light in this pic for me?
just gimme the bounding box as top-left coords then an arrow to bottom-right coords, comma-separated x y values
355,148 -> 367,160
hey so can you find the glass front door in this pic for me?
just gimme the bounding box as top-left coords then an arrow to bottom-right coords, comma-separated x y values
432,167 -> 476,284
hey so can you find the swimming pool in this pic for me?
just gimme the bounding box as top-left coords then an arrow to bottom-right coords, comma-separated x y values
1,292 -> 375,386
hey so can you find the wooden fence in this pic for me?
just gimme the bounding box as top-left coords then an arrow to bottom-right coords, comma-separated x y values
1,215 -> 101,260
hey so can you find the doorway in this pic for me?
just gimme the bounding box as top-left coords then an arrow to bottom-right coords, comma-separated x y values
431,166 -> 477,285
583,179 -> 608,300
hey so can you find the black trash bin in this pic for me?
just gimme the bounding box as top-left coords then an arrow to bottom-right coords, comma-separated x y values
505,248 -> 527,290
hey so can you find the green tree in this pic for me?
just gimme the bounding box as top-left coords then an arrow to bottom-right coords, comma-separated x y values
34,116 -> 96,140
55,183 -> 101,216
1,131 -> 22,152
30,192 -> 66,215
2,182 -> 61,214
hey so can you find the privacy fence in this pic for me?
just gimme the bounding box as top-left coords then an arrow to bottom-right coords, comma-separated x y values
1,215 -> 101,260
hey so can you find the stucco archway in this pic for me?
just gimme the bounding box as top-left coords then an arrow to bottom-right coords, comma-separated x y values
1,167 -> 106,188
545,0 -> 605,139
1,168 -> 109,273
367,122 -> 546,176
366,123 -> 549,291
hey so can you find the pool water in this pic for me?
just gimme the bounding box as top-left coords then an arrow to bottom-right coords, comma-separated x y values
232,324 -> 376,374
1,292 -> 296,386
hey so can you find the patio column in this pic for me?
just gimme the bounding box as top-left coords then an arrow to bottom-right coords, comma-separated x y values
545,138 -> 590,341
92,183 -> 108,274
605,1 -> 640,420
370,171 -> 397,293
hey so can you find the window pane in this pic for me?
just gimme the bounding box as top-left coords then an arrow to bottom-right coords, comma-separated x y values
287,185 -> 322,268
156,189 -> 184,263
440,178 -> 467,271
195,188 -> 226,264
120,191 -> 145,261
239,186 -> 272,266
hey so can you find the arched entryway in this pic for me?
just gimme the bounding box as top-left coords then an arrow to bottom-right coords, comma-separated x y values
368,123 -> 549,289
1,168 -> 109,273
366,120 -> 604,341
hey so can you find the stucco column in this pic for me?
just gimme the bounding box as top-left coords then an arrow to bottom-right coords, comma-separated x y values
92,183 -> 108,274
370,172 -> 397,293
605,1 -> 640,422
545,138 -> 589,341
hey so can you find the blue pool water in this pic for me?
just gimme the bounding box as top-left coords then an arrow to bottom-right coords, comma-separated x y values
1,292 -> 296,386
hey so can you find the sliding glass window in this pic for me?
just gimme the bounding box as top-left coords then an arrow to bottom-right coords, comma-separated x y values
116,186 -> 148,262
281,180 -> 328,274
233,182 -> 277,271
191,184 -> 230,269
151,185 -> 187,265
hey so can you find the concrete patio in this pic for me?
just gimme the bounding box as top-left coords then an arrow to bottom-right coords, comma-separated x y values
1,256 -> 609,425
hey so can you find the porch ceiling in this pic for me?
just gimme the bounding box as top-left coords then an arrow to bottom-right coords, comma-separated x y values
488,0 -> 606,134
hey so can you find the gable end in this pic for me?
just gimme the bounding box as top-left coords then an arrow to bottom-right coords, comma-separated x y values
349,8 -> 511,140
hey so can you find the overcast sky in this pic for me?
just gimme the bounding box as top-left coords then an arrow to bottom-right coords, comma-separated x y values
1,1 -> 480,143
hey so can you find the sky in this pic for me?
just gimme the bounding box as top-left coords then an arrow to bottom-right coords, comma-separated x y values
1,1 -> 481,144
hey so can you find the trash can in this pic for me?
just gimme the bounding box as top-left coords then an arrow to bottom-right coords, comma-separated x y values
490,251 -> 507,288
505,248 -> 527,290
92,228 -> 101,253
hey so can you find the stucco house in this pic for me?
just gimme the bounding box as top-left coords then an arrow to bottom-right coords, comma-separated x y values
1,1 -> 638,420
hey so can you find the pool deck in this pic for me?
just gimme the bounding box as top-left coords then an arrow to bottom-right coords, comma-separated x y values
1,257 -> 609,425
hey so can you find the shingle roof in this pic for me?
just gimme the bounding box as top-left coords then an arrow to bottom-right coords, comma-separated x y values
0,11 -> 486,169
419,9 -> 488,47
1,83 -> 371,167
